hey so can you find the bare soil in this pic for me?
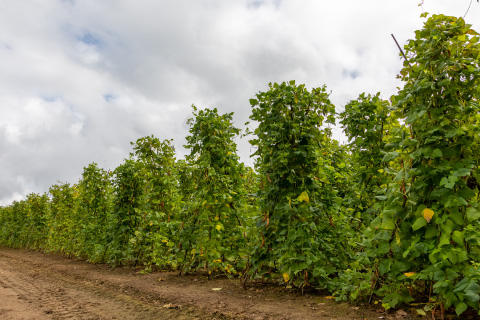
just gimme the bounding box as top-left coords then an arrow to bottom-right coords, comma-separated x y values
0,247 -> 427,320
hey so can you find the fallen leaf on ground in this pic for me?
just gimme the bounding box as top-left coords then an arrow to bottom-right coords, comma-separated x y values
395,309 -> 408,318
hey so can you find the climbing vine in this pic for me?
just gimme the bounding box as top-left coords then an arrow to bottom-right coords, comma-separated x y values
247,81 -> 350,288
369,14 -> 480,317
0,12 -> 479,318
178,106 -> 248,276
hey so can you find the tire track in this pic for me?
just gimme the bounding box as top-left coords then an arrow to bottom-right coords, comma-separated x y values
0,258 -> 111,319
0,251 -> 200,320
0,248 -> 388,320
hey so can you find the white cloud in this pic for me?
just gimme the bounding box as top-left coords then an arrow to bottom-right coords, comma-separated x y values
0,0 -> 479,203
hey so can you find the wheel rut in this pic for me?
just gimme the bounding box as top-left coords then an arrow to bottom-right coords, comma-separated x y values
0,247 -> 387,320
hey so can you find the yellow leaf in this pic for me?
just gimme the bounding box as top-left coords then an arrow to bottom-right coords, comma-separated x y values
202,200 -> 207,206
215,224 -> 222,231
297,191 -> 309,203
378,169 -> 384,173
404,272 -> 416,278
416,309 -> 427,316
325,296 -> 335,300
395,231 -> 401,245
214,215 -> 219,221
283,273 -> 290,283
423,208 -> 434,223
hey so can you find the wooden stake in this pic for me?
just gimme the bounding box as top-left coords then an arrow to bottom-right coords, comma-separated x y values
391,34 -> 412,67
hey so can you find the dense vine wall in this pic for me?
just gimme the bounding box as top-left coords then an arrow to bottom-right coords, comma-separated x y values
1,14 -> 479,317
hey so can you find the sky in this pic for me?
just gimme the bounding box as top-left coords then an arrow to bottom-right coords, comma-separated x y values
0,0 -> 479,205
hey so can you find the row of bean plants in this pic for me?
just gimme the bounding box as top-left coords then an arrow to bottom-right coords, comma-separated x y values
1,14 -> 479,317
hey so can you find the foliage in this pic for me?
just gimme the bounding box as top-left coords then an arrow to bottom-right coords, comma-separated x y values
76,163 -> 113,262
369,14 -> 480,316
247,81 -> 350,288
340,93 -> 396,227
23,193 -> 50,250
129,136 -> 181,268
47,183 -> 78,256
176,159 -> 197,202
1,13 -> 480,317
178,106 -> 249,276
108,158 -> 145,264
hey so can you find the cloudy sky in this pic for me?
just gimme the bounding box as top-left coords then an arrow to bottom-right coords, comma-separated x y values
0,0 -> 479,204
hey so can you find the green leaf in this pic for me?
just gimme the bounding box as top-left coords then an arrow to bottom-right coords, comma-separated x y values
416,309 -> 427,316
440,176 -> 456,189
378,242 -> 391,254
452,231 -> 464,246
465,291 -> 480,304
447,251 -> 458,264
412,217 -> 427,231
466,207 -> 480,222
378,259 -> 392,274
466,282 -> 480,293
449,211 -> 464,226
439,233 -> 451,246
455,302 -> 468,316
425,226 -> 438,238
438,78 -> 451,87
381,216 -> 396,230
432,148 -> 443,158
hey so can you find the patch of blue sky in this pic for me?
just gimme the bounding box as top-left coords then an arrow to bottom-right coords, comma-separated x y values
247,0 -> 282,9
103,94 -> 116,102
343,69 -> 359,79
248,1 -> 264,9
42,96 -> 58,102
77,31 -> 104,48
1,43 -> 12,51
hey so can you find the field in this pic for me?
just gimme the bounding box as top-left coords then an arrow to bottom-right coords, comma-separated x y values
1,14 -> 480,319
0,247 -> 417,320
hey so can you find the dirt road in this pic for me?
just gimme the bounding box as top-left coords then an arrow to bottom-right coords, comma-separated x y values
0,247 -> 415,320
